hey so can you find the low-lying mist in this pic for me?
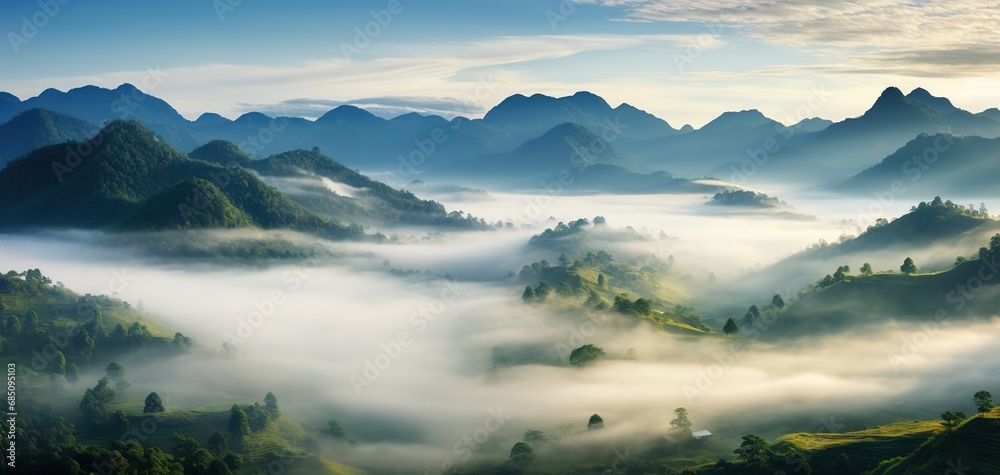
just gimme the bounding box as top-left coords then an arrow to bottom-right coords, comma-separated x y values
3,189 -> 999,472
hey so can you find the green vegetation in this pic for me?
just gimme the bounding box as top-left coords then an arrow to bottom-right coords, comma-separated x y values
587,414 -> 605,430
709,189 -> 786,208
516,248 -> 710,334
568,344 -> 605,366
0,120 -> 365,240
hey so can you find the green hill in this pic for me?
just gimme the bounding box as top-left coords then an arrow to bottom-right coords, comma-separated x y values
871,409 -> 1000,475
772,420 -> 942,473
0,108 -> 97,168
187,142 -> 489,229
0,120 -> 362,239
770,234 -> 1000,338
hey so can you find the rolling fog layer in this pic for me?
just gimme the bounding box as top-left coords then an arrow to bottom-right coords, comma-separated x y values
2,191 -> 999,472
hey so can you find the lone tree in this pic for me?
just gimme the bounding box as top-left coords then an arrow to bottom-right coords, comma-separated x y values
723,317 -> 739,335
106,361 -> 130,392
569,344 -> 606,366
144,392 -> 165,414
734,434 -> 772,471
900,257 -> 917,274
771,294 -> 785,310
509,441 -> 536,465
587,414 -> 605,430
597,273 -> 606,289
941,411 -> 966,432
264,392 -> 280,418
321,419 -> 348,439
669,407 -> 693,440
54,351 -> 67,375
860,262 -> 873,276
973,390 -> 994,417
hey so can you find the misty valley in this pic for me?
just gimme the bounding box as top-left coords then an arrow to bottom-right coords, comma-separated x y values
1,84 -> 1000,475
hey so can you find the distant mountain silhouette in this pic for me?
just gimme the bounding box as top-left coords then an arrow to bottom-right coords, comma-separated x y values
762,87 -> 1000,182
838,133 -> 1000,196
0,108 -> 97,167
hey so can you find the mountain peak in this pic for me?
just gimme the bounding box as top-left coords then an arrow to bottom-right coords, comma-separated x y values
906,87 -> 959,115
194,112 -> 231,126
0,92 -> 21,104
316,105 -> 382,125
702,109 -> 773,131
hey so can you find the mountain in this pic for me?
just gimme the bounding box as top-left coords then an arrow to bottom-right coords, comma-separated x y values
0,120 -> 360,238
443,122 -> 726,193
733,198 -> 1000,305
481,91 -> 680,146
0,108 -> 98,168
906,87 -> 961,115
188,141 -> 489,229
791,117 -> 832,133
838,133 -> 1000,196
457,122 -> 640,180
872,409 -> 1000,475
619,109 -> 787,177
0,84 -> 206,152
762,87 -> 1000,182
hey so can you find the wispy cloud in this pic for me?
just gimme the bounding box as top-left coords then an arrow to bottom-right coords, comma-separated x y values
585,0 -> 1000,73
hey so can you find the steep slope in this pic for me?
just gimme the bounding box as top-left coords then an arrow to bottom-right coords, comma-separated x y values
481,91 -> 679,146
188,142 -> 487,228
738,199 -> 1000,306
0,120 -> 360,238
874,410 -> 1000,475
764,87 -> 1000,182
467,122 -> 645,177
838,133 -> 1000,196
0,108 -> 98,168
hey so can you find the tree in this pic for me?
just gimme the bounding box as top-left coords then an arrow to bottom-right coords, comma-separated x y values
669,407 -> 693,440
264,392 -> 280,417
743,305 -> 761,325
5,314 -> 21,337
24,310 -> 39,332
524,429 -> 547,446
900,257 -> 917,274
65,364 -> 79,384
111,410 -> 130,433
860,262 -> 873,276
941,411 -> 966,432
833,265 -> 850,282
623,348 -> 638,360
509,441 -> 536,465
597,273 -> 606,289
54,351 -> 67,375
587,414 -> 604,430
723,317 -> 739,335
734,434 -> 772,470
632,298 -> 651,315
106,361 -> 130,392
172,332 -> 193,348
569,344 -> 605,366
771,294 -> 785,310
833,453 -> 854,474
144,392 -> 165,414
973,390 -> 994,417
228,404 -> 251,437
321,419 -> 348,439
521,286 -> 536,303
208,431 -> 229,456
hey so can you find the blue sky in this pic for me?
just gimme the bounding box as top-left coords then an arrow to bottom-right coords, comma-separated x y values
2,0 -> 998,126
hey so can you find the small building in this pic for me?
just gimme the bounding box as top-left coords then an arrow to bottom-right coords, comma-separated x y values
692,430 -> 713,440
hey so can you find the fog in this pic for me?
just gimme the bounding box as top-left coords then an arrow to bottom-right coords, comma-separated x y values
2,189 -> 999,473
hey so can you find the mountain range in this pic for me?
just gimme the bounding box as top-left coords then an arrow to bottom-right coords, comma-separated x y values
2,84 -> 1000,194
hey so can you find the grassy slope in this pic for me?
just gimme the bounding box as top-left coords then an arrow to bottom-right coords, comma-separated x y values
772,258 -> 999,338
772,420 -> 942,472
875,408 -> 1000,475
